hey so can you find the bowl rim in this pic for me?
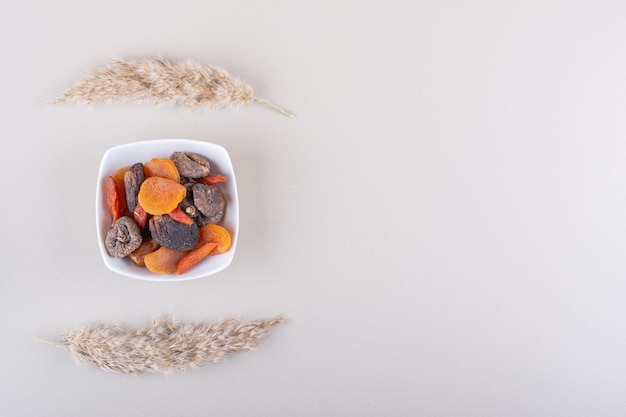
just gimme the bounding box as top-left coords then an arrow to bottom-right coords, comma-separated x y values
96,138 -> 239,281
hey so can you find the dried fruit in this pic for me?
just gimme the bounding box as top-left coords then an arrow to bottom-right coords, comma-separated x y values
104,151 -> 230,274
149,214 -> 199,250
105,216 -> 143,258
170,152 -> 210,178
177,242 -> 218,274
179,183 -> 198,217
124,163 -> 145,213
105,176 -> 121,222
112,166 -> 129,216
128,238 -> 160,267
197,224 -> 232,254
192,184 -> 225,225
144,158 -> 180,182
133,202 -> 148,231
168,206 -> 194,225
138,176 -> 186,215
144,246 -> 187,274
196,174 -> 227,186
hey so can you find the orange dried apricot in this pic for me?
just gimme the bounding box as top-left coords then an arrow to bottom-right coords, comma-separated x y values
138,176 -> 186,215
144,246 -> 187,274
177,242 -> 218,274
105,176 -> 121,222
195,174 -> 227,186
144,158 -> 180,182
168,206 -> 194,225
196,224 -> 231,254
111,166 -> 129,216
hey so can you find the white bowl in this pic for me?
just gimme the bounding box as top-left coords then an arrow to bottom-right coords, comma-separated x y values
96,139 -> 239,281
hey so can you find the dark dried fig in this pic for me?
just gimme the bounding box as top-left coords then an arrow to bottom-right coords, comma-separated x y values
124,163 -> 145,213
105,216 -> 143,258
149,214 -> 199,250
170,152 -> 210,178
192,183 -> 225,225
194,212 -> 219,227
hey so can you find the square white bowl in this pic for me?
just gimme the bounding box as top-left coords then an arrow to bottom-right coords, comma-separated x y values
96,139 -> 239,281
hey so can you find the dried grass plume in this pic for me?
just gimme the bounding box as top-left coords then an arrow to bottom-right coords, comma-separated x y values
35,315 -> 285,374
51,58 -> 295,118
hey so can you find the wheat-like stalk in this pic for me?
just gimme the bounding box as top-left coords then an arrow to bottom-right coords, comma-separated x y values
51,58 -> 295,118
36,315 -> 284,374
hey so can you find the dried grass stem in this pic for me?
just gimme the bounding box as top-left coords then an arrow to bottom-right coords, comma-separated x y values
51,58 -> 295,117
34,315 -> 284,374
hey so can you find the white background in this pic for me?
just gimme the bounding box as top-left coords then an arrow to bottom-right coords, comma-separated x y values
1,1 -> 626,416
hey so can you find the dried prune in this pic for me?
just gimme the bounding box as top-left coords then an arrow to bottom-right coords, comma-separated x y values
105,216 -> 143,258
149,214 -> 199,250
170,152 -> 210,178
124,163 -> 145,213
192,183 -> 225,225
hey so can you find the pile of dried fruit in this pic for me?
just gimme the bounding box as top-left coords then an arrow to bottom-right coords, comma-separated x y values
103,152 -> 232,275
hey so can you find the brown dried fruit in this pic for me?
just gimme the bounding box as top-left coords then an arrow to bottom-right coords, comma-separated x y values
170,152 -> 210,178
149,214 -> 199,250
128,238 -> 160,267
192,183 -> 225,225
124,163 -> 145,213
105,216 -> 143,258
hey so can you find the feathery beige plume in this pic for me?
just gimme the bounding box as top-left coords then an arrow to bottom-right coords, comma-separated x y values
51,58 -> 295,118
35,315 -> 284,374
